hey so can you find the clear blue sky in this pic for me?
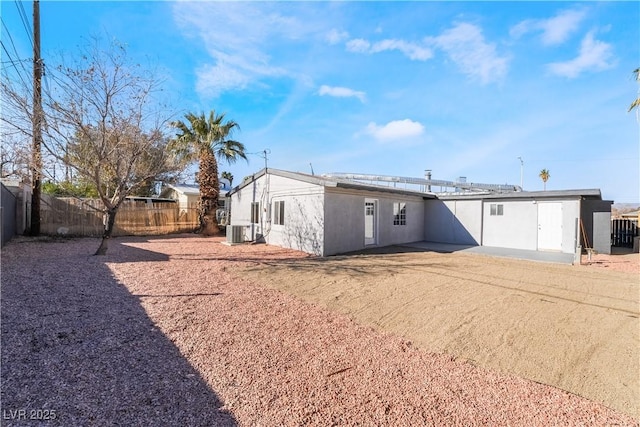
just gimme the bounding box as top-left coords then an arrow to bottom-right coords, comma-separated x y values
2,1 -> 639,202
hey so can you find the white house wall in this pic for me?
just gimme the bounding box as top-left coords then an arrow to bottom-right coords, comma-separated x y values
481,199 -> 580,253
482,200 -> 538,250
230,174 -> 326,255
423,199 -> 482,245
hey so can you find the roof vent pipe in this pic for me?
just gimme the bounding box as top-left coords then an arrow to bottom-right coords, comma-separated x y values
425,170 -> 432,192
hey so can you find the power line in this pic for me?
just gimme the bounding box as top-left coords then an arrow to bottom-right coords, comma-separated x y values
14,0 -> 33,49
0,17 -> 31,88
0,40 -> 30,89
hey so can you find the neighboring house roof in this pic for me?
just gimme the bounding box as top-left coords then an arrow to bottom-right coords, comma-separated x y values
230,168 -> 437,199
620,210 -> 640,218
160,183 -> 230,198
161,183 -> 200,197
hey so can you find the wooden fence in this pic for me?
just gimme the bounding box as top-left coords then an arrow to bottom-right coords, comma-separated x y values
611,218 -> 638,248
40,195 -> 199,237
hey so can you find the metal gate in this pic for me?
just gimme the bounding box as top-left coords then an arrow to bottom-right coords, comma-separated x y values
611,219 -> 638,247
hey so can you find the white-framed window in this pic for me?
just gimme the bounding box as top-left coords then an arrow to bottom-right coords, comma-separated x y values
393,202 -> 407,225
490,203 -> 504,216
273,200 -> 285,225
250,202 -> 260,223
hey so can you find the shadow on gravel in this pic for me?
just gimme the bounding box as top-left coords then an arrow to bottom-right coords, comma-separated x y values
1,239 -> 236,426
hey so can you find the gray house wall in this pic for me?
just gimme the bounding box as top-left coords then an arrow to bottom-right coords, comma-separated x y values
323,191 -> 365,255
324,188 -> 425,256
423,199 -> 482,245
581,199 -> 613,254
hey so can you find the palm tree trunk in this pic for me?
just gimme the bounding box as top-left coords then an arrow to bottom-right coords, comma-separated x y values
198,149 -> 220,236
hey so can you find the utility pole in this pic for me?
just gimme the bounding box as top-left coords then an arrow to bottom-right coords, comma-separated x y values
30,0 -> 43,235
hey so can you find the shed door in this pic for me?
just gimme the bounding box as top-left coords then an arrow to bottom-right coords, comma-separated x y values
537,202 -> 563,251
364,199 -> 377,246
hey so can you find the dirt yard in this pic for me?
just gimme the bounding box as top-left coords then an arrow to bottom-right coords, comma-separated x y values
1,235 -> 638,425
237,243 -> 639,419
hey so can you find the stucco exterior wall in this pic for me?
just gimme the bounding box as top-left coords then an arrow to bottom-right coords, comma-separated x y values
324,188 -> 425,256
482,200 -> 538,250
482,199 -> 580,253
560,200 -> 581,253
230,174 -> 326,254
423,199 -> 482,245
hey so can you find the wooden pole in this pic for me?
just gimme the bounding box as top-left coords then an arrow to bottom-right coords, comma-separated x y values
30,0 -> 42,235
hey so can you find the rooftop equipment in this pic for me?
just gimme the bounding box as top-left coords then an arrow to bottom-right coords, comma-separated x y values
323,172 -> 522,194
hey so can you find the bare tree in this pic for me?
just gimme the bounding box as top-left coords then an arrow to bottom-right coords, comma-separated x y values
0,135 -> 31,181
2,37 -> 183,254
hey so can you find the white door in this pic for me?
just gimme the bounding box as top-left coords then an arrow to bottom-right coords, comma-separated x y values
537,202 -> 563,251
364,199 -> 377,245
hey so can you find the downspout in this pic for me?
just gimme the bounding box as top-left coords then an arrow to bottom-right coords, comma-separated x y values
479,199 -> 484,246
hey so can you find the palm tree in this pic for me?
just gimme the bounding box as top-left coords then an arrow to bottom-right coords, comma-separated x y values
171,111 -> 246,235
629,68 -> 640,113
221,171 -> 234,189
539,169 -> 550,191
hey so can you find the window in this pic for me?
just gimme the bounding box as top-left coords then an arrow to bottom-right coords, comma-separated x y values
273,200 -> 285,225
490,203 -> 504,216
251,202 -> 260,223
393,202 -> 407,225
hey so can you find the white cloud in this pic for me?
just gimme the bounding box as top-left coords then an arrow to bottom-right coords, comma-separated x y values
547,31 -> 615,78
346,38 -> 433,61
326,28 -> 349,45
364,119 -> 425,141
346,38 -> 371,53
172,2 -> 316,97
195,63 -> 251,97
510,8 -> 587,45
428,23 -> 509,84
318,85 -> 366,102
370,39 -> 433,61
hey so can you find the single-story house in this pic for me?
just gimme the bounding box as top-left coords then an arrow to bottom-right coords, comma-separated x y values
227,168 -> 612,257
160,182 -> 231,211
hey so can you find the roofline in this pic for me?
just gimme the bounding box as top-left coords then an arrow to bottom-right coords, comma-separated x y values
229,168 -> 436,199
436,189 -> 602,200
229,169 -> 602,201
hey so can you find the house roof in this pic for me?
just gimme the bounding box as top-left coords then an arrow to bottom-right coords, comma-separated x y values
161,183 -> 200,196
230,168 -> 437,199
436,188 -> 603,201
231,168 -> 605,202
620,210 -> 640,218
161,183 -> 230,197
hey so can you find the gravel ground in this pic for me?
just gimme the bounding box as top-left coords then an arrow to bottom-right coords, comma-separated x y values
1,235 -> 638,426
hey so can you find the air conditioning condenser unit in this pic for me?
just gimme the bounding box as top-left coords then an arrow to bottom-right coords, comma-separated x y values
226,225 -> 245,244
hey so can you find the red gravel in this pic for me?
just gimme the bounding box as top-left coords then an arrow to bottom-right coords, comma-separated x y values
1,235 -> 637,426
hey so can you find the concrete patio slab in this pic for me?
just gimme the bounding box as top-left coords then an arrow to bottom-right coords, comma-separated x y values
399,241 -> 576,264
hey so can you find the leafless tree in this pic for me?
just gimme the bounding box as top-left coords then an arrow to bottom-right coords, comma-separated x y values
2,37 -> 184,254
